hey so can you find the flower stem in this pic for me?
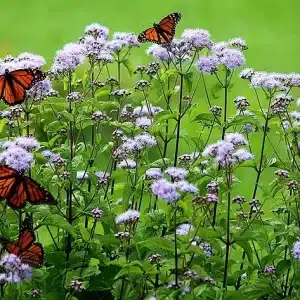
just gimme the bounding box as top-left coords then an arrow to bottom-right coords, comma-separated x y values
174,206 -> 179,286
66,72 -> 73,261
223,169 -> 232,289
173,70 -> 184,167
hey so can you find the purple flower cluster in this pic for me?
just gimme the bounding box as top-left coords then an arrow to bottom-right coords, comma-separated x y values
0,53 -> 45,74
176,223 -> 195,236
147,45 -> 174,62
165,167 -> 188,180
151,179 -> 180,203
95,171 -> 109,185
181,28 -> 212,49
145,168 -> 163,180
0,254 -> 32,283
196,39 -> 246,73
0,143 -> 33,172
27,79 -> 58,101
291,241 -> 300,260
4,136 -> 40,151
85,23 -> 109,39
91,208 -> 103,221
51,43 -> 86,74
70,280 -> 85,292
116,209 -> 140,225
202,133 -> 253,167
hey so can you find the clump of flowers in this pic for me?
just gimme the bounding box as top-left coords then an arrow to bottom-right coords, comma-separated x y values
51,43 -> 86,74
116,210 -> 140,225
0,145 -> 33,172
0,254 -> 32,283
176,224 -> 195,236
70,280 -> 85,292
291,240 -> 300,260
202,133 -> 253,167
91,208 -> 103,221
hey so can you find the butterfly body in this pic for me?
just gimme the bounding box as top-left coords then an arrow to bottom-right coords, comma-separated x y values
0,69 -> 44,106
0,166 -> 57,209
0,214 -> 44,268
138,12 -> 181,45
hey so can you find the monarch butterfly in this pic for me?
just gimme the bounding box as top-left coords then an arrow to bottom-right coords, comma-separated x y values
0,69 -> 44,106
138,12 -> 181,45
0,214 -> 44,268
0,166 -> 57,209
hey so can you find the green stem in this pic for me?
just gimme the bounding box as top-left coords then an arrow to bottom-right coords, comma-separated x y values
173,70 -> 184,167
223,169 -> 231,289
174,206 -> 179,286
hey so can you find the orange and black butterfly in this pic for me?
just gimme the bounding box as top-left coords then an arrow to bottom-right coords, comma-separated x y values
0,69 -> 44,106
0,214 -> 44,268
0,166 -> 57,209
138,12 -> 181,45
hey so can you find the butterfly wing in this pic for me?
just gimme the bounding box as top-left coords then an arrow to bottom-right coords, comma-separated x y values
157,12 -> 181,44
0,166 -> 57,209
1,69 -> 44,106
1,215 -> 44,268
0,75 -> 7,100
0,167 -> 18,205
23,177 -> 57,206
19,243 -> 44,268
138,27 -> 160,43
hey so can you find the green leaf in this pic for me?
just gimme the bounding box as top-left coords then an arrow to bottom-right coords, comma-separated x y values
154,111 -> 178,123
276,259 -> 291,275
139,237 -> 175,256
227,115 -> 257,127
95,89 -> 110,98
80,227 -> 90,241
192,112 -> 215,123
40,215 -> 76,237
60,110 -> 73,121
183,71 -> 193,93
236,240 -> 253,263
114,265 -> 143,280
122,58 -> 134,76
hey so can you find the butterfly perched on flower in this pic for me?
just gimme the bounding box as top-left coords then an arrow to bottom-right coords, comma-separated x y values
0,69 -> 44,106
0,166 -> 57,209
0,214 -> 44,268
138,12 -> 181,45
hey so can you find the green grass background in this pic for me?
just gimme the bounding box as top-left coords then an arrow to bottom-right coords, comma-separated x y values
2,0 -> 300,207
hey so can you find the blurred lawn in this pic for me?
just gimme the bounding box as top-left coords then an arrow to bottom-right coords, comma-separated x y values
2,1 -> 300,204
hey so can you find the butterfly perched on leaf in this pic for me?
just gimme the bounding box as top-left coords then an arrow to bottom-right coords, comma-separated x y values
0,214 -> 44,268
138,12 -> 181,45
0,166 -> 57,209
0,69 -> 44,106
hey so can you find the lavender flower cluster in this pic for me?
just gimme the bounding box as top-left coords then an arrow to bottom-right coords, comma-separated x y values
150,167 -> 198,204
0,254 -> 32,283
202,133 -> 253,167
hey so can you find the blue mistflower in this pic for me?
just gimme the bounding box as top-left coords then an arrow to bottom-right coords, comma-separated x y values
0,254 -> 32,283
0,146 -> 33,172
196,55 -> 219,74
51,43 -> 86,74
151,179 -> 180,203
219,48 -> 245,70
292,240 -> 300,260
165,167 -> 188,180
147,44 -> 174,61
85,23 -> 109,40
181,28 -> 212,49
